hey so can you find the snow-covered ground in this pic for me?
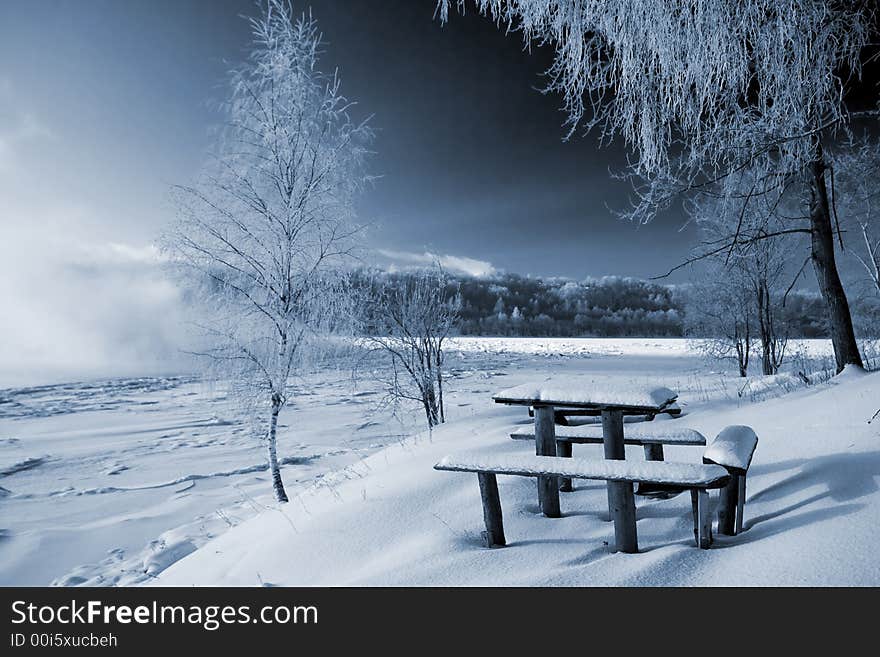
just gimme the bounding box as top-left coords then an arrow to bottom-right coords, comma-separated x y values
0,372 -> 423,586
2,337 -> 877,586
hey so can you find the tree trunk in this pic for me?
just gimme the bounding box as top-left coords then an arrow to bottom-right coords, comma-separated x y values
735,325 -> 749,377
736,340 -> 747,377
267,394 -> 289,503
435,353 -> 445,424
808,140 -> 863,372
756,282 -> 774,375
423,384 -> 439,428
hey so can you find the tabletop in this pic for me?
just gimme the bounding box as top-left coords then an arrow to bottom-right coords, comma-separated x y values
493,377 -> 678,413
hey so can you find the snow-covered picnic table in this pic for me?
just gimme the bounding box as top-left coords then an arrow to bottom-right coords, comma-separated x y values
493,377 -> 679,553
493,379 -> 678,413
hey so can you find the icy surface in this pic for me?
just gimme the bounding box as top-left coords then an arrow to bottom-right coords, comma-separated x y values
703,425 -> 758,471
510,424 -> 706,445
494,377 -> 677,409
0,372 -> 424,586
435,452 -> 729,486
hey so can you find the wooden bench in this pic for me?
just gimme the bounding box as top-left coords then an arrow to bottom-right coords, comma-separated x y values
435,453 -> 727,550
435,426 -> 758,552
510,424 -> 707,492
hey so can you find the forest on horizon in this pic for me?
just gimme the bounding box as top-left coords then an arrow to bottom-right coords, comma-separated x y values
354,269 -> 872,340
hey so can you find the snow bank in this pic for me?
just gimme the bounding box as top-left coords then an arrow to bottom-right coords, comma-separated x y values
155,369 -> 880,586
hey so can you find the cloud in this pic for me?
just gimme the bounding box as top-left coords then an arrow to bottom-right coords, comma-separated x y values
375,249 -> 496,278
71,241 -> 167,268
0,210 -> 193,386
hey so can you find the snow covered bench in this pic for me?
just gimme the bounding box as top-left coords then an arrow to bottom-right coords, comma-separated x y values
435,453 -> 727,550
510,424 -> 706,493
434,426 -> 758,552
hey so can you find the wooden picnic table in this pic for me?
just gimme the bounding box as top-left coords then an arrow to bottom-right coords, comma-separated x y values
493,378 -> 678,553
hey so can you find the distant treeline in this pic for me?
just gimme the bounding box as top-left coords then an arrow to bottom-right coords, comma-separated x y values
356,270 -> 834,338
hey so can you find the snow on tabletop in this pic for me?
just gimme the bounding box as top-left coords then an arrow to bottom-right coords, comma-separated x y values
702,425 -> 758,471
494,377 -> 678,409
510,424 -> 706,445
435,452 -> 729,486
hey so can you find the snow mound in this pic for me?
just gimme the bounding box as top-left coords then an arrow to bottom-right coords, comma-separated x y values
703,426 -> 758,472
836,364 -> 869,380
0,455 -> 51,476
143,539 -> 198,578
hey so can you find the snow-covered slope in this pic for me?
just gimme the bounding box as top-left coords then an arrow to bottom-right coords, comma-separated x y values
155,367 -> 880,587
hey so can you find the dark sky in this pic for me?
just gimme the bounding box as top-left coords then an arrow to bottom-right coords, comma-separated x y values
0,0 -> 708,382
0,0 -> 696,282
308,0 -> 697,280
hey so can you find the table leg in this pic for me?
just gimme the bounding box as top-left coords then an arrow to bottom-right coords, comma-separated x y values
602,409 -> 638,553
556,441 -> 573,492
534,405 -> 560,518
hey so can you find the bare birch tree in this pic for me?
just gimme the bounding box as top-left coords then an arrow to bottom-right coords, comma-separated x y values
438,0 -> 877,371
163,0 -> 371,502
365,267 -> 461,429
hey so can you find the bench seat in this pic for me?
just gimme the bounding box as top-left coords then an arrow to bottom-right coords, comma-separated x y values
510,424 -> 706,446
435,452 -> 728,488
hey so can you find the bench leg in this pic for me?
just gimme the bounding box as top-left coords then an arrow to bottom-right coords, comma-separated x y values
534,406 -> 561,518
477,472 -> 506,548
607,481 -> 638,553
717,476 -> 739,536
602,409 -> 626,523
643,444 -> 664,461
538,475 -> 561,517
735,475 -> 746,535
692,489 -> 712,549
556,440 -> 573,492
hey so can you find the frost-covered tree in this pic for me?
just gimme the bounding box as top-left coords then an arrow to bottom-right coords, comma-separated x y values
685,269 -> 754,377
163,0 -> 371,502
439,0 -> 878,371
832,136 -> 880,299
689,184 -> 797,375
366,266 -> 461,429
492,296 -> 506,319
